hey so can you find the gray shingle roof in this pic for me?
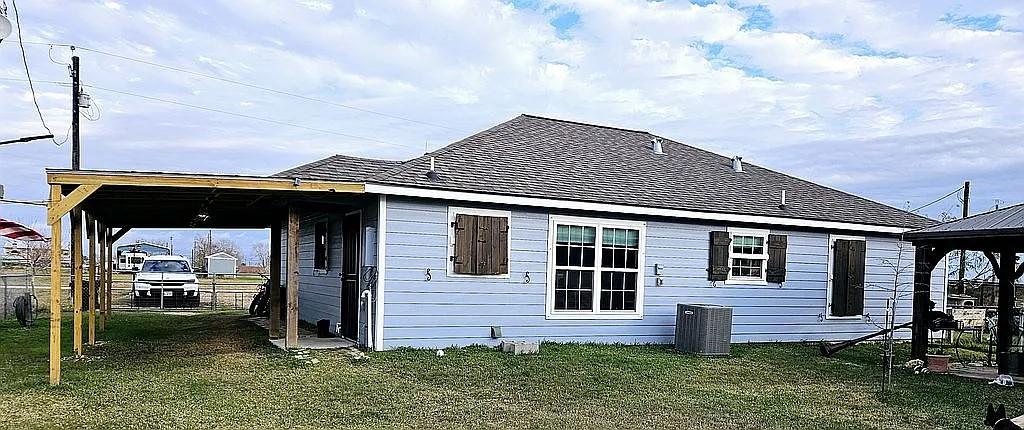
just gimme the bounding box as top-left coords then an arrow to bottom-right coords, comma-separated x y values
277,115 -> 934,229
906,203 -> 1024,240
273,154 -> 403,182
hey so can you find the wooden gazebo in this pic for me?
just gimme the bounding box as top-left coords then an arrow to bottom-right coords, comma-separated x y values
905,203 -> 1024,375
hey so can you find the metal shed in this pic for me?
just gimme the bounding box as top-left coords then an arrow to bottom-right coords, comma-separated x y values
204,252 -> 238,276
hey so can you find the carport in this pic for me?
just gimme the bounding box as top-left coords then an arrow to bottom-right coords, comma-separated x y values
906,203 -> 1024,375
45,168 -> 365,385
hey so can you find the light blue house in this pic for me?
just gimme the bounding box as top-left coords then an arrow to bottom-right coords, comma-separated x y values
274,115 -> 946,350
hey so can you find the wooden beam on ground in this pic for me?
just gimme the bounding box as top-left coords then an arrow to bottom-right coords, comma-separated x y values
47,171 -> 364,193
71,208 -> 84,356
269,217 -> 282,340
48,185 -> 63,385
46,184 -> 101,225
86,213 -> 97,346
98,224 -> 107,332
286,207 -> 299,348
110,227 -> 131,243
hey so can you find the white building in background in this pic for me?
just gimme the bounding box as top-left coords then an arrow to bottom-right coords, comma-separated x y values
1,239 -> 70,267
204,252 -> 238,276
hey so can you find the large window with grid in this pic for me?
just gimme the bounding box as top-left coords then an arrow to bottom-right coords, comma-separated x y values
727,228 -> 768,282
547,216 -> 645,319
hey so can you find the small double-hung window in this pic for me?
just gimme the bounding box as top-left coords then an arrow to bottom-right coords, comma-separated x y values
707,228 -> 788,284
729,229 -> 768,281
548,216 -> 645,319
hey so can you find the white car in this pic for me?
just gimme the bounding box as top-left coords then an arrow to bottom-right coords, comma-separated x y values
133,255 -> 200,307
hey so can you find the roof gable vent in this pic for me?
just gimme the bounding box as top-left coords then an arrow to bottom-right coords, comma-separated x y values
651,138 -> 664,155
732,156 -> 743,173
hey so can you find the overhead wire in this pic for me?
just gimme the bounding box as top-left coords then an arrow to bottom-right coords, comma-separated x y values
0,77 -> 419,150
9,0 -> 59,144
910,185 -> 965,213
12,40 -> 461,132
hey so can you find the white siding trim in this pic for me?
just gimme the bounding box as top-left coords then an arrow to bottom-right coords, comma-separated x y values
375,195 -> 387,351
364,184 -> 910,234
446,206 -> 512,279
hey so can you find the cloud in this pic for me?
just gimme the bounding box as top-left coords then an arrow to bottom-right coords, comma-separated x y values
1,0 -> 1022,255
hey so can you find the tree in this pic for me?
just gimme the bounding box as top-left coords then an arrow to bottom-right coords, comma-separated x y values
250,241 -> 270,270
191,235 -> 243,271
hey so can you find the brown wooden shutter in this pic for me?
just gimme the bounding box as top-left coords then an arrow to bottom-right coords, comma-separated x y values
846,240 -> 866,316
831,239 -> 866,316
831,239 -> 851,316
476,216 -> 493,275
707,231 -> 730,281
494,217 -> 509,275
766,234 -> 788,283
452,214 -> 477,275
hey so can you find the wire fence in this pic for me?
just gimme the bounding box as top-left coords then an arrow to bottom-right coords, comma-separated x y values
0,271 -> 266,319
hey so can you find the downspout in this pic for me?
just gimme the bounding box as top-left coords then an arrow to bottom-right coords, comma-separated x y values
361,289 -> 373,350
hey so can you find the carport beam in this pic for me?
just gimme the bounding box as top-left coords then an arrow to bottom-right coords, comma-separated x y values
48,185 -> 63,385
286,207 -> 299,347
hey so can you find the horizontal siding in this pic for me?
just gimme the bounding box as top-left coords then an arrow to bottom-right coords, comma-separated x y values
383,197 -> 946,349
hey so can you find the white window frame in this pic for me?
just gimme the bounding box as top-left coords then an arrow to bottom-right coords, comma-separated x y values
825,234 -> 866,320
446,206 -> 512,279
725,227 -> 770,285
546,215 -> 646,320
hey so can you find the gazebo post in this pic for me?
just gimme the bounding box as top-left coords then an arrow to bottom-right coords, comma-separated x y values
997,250 -> 1016,375
911,245 -> 945,361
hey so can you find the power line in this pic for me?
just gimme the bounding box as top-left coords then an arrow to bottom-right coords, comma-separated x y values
917,184 -> 962,212
0,198 -> 49,206
9,1 -> 58,144
0,77 -> 418,149
15,39 -> 460,132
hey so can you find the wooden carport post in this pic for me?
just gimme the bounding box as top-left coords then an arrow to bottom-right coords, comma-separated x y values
86,213 -> 96,346
71,208 -> 84,356
48,185 -> 63,385
98,224 -> 107,332
269,217 -> 282,339
286,207 -> 300,347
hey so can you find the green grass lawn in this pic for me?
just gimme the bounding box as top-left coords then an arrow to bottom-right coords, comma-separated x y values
1,312 -> 1021,429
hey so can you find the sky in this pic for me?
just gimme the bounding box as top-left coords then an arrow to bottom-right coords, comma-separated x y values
1,0 -> 1022,261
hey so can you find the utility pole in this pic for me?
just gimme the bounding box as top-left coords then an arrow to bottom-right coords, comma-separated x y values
958,181 -> 970,295
71,53 -> 81,170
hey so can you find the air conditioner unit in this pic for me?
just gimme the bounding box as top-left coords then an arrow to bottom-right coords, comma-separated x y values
675,304 -> 733,356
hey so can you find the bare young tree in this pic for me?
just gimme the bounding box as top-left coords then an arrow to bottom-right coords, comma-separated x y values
250,242 -> 270,270
863,237 -> 915,393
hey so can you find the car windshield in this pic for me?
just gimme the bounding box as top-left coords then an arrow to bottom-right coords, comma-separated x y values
141,260 -> 191,273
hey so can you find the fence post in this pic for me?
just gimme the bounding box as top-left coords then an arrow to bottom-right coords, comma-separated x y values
212,276 -> 218,311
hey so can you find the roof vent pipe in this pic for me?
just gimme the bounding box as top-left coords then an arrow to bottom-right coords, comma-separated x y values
651,138 -> 664,155
732,156 -> 743,173
429,156 -> 436,172
779,190 -> 787,209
